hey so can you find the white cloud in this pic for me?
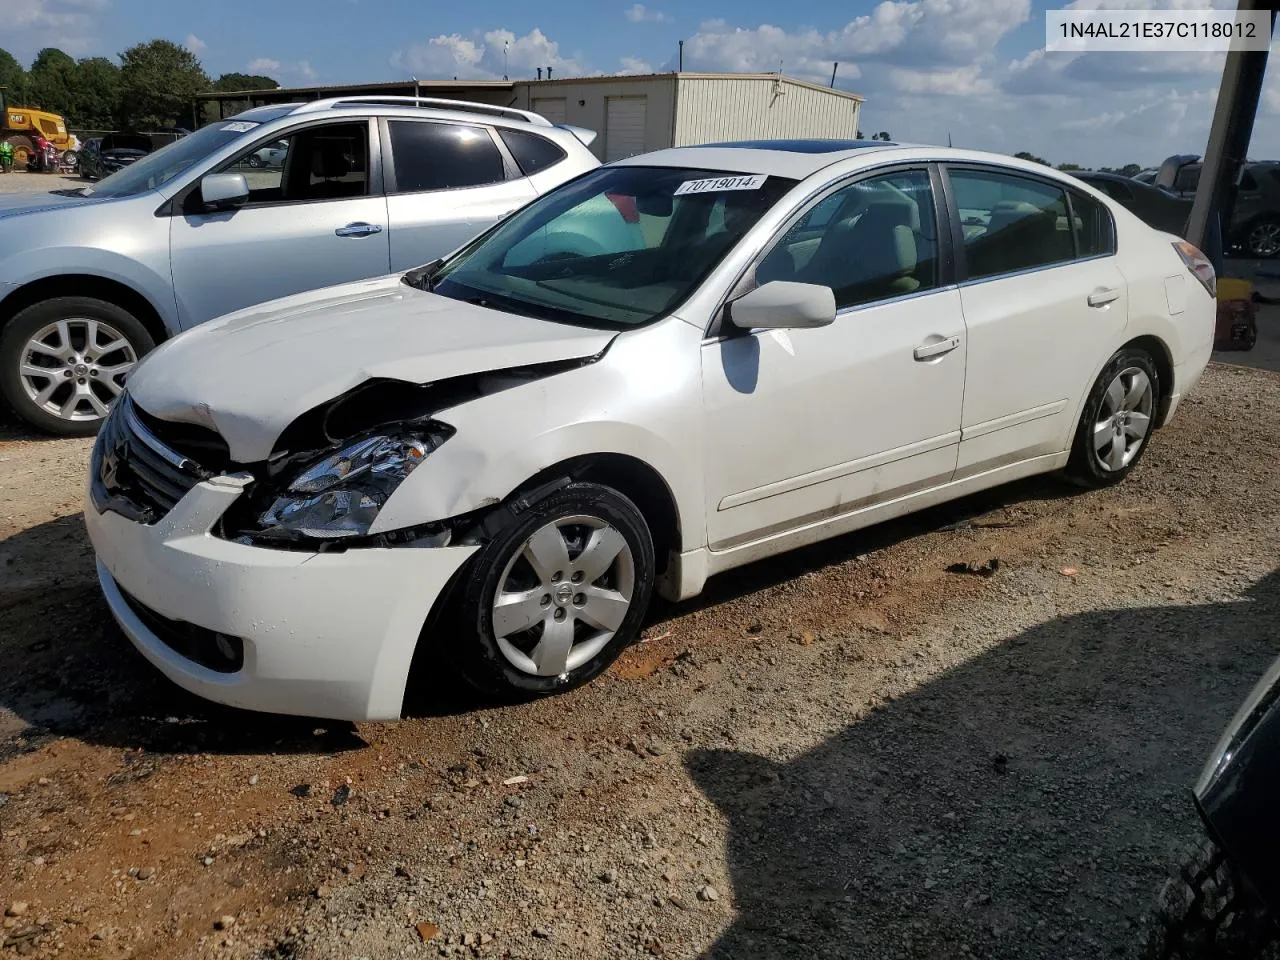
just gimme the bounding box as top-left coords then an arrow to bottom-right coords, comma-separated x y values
245,57 -> 317,83
625,4 -> 670,24
618,56 -> 653,75
6,0 -> 107,60
247,57 -> 282,73
184,33 -> 206,54
391,27 -> 587,80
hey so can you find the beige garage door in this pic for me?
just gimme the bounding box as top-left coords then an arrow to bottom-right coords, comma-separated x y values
605,96 -> 647,162
531,98 -> 567,125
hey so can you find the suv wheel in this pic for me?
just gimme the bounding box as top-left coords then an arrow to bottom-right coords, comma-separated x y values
1245,219 -> 1280,258
0,297 -> 154,436
450,482 -> 656,698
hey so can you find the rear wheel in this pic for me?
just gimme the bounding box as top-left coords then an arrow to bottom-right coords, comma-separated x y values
450,482 -> 655,697
1245,219 -> 1280,259
0,297 -> 154,436
1066,346 -> 1160,488
4,135 -> 33,168
1142,838 -> 1278,959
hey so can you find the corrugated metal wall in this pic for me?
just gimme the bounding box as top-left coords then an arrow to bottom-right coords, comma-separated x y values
512,78 -> 677,161
672,76 -> 862,146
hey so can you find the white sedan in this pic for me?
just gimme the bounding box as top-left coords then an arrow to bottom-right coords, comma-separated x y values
85,141 -> 1216,720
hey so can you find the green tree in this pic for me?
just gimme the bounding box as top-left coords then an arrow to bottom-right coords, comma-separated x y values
213,72 -> 279,92
1057,162 -> 1083,171
119,39 -> 209,129
1014,150 -> 1049,165
0,48 -> 28,104
72,57 -> 122,128
873,131 -> 891,141
27,47 -> 77,116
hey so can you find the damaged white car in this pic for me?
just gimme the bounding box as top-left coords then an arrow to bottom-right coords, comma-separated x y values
85,141 -> 1216,720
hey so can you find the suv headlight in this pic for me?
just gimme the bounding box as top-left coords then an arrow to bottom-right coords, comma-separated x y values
257,425 -> 451,540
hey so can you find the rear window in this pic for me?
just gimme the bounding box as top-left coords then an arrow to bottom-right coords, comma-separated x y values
499,128 -> 567,176
388,121 -> 506,193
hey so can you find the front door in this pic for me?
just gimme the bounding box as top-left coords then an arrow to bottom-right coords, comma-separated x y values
701,168 -> 968,552
945,166 -> 1129,476
169,119 -> 390,327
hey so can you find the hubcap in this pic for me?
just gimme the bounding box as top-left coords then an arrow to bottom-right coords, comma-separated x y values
1250,222 -> 1280,257
492,515 -> 635,678
18,318 -> 137,422
1093,366 -> 1153,472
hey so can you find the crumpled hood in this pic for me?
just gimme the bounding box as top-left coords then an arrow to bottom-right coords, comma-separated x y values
127,274 -> 616,462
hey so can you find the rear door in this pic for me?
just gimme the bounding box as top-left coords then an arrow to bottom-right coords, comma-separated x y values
945,165 -> 1127,477
381,119 -> 536,273
169,119 -> 389,327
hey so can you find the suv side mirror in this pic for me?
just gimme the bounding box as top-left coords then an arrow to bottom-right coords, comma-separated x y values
728,281 -> 836,331
200,172 -> 249,212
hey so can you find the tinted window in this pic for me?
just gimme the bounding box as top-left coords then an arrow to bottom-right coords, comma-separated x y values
950,169 -> 1073,280
1174,165 -> 1201,192
389,121 -> 505,192
499,129 -> 566,176
757,169 -> 939,309
1070,190 -> 1115,258
1240,170 -> 1258,191
1092,178 -> 1132,203
223,121 -> 369,205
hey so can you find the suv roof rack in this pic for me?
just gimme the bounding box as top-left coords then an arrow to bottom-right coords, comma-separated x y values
294,96 -> 552,126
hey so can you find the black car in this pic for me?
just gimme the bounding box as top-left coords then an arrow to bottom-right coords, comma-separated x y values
1074,171 -> 1191,238
79,133 -> 152,181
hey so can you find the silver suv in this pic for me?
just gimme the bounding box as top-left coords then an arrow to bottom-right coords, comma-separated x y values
0,97 -> 599,435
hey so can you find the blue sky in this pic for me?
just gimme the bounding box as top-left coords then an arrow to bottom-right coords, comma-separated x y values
9,0 -> 1280,167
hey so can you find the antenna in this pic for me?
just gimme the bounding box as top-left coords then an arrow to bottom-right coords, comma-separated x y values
947,130 -> 953,147
678,40 -> 684,72
503,41 -> 509,81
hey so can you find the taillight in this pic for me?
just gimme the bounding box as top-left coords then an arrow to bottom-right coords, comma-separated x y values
1173,240 -> 1217,298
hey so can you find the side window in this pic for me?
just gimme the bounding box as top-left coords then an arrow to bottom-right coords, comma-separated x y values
756,169 -> 939,309
223,121 -> 369,205
1069,190 -> 1116,258
950,169 -> 1073,280
498,129 -> 566,176
1174,165 -> 1201,193
388,121 -> 506,193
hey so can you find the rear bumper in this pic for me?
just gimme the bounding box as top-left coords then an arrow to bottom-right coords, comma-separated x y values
86,475 -> 476,721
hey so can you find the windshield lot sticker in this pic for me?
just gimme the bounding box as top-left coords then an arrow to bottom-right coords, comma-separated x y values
222,121 -> 260,133
674,174 -> 768,196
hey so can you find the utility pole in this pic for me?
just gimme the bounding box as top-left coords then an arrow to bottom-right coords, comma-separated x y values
678,40 -> 684,72
830,62 -> 839,88
504,42 -> 509,81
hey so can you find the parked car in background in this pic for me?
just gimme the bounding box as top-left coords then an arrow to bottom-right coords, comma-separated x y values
1074,171 -> 1190,237
1133,169 -> 1159,184
1157,156 -> 1280,257
79,133 -> 153,180
84,143 -> 1216,720
247,139 -> 288,168
0,97 -> 599,435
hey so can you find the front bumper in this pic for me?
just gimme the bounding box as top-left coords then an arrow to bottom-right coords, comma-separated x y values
86,474 -> 476,721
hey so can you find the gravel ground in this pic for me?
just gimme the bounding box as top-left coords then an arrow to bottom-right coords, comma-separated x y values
0,171 -> 83,195
1,363 -> 1276,960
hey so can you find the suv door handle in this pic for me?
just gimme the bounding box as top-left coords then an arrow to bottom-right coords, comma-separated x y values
914,336 -> 961,361
1087,287 -> 1121,307
335,222 -> 383,238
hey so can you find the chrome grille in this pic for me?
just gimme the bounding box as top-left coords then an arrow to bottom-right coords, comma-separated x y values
92,397 -> 210,523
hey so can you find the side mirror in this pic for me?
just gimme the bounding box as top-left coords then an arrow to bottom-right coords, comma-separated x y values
727,281 -> 836,331
200,172 -> 249,212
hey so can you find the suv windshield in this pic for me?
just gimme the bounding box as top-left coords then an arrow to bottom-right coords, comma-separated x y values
84,121 -> 261,199
427,165 -> 797,327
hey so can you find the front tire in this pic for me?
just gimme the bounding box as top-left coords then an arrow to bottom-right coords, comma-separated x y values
1245,219 -> 1280,259
0,297 -> 154,436
451,482 -> 656,697
1143,838 -> 1278,959
1066,346 -> 1161,488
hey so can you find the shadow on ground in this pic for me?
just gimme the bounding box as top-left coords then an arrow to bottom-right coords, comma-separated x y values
688,570 -> 1280,960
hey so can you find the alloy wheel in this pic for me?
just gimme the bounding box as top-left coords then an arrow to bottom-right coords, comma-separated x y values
18,317 -> 137,423
1248,221 -> 1280,258
1093,366 -> 1153,472
491,515 -> 635,678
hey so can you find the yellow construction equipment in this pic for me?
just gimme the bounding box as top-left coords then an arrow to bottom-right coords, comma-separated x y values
0,89 -> 73,167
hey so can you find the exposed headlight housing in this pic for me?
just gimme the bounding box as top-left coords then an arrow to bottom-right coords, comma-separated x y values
256,425 -> 451,541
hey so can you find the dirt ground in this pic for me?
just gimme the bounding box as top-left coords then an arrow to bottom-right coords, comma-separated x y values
0,360 -> 1275,960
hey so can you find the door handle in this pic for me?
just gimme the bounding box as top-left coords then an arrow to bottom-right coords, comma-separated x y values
1087,287 -> 1121,307
335,222 -> 383,238
913,336 -> 961,361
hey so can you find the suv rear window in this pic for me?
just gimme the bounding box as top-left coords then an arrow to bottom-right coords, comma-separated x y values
499,128 -> 567,176
388,121 -> 506,193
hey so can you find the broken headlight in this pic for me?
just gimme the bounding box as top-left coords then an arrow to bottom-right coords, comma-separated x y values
256,426 -> 451,540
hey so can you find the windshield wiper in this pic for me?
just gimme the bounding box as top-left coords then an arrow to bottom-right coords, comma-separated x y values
402,259 -> 445,291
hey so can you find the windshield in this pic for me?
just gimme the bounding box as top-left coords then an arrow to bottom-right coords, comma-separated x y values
84,121 -> 260,199
428,165 -> 798,328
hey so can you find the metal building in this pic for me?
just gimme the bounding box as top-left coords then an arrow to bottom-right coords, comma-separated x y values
193,72 -> 863,161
